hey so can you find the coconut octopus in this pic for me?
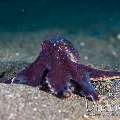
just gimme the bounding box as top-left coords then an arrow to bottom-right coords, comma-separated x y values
2,36 -> 120,101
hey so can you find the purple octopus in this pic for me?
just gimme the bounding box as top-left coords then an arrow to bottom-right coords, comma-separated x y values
3,36 -> 120,101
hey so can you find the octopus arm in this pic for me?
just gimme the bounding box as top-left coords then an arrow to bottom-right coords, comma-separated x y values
75,72 -> 99,100
78,64 -> 120,81
59,54 -> 98,100
4,51 -> 50,86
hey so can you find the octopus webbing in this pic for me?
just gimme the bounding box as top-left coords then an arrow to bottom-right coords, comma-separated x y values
2,36 -> 120,101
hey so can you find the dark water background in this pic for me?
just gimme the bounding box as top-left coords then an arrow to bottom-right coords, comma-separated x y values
0,0 -> 120,37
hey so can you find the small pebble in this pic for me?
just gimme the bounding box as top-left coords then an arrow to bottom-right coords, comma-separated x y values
42,104 -> 47,107
8,113 -> 15,120
84,56 -> 88,60
33,107 -> 37,111
21,8 -> 25,13
58,109 -> 62,113
15,52 -> 20,56
83,114 -> 89,120
116,34 -> 120,40
112,51 -> 118,57
64,118 -> 69,120
80,42 -> 85,47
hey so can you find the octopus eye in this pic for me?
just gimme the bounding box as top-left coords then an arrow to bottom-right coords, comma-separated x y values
64,44 -> 68,47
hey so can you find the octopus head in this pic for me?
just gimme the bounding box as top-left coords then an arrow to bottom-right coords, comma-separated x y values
50,35 -> 80,63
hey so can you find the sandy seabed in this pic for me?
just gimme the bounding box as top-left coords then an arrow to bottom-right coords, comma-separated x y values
0,31 -> 120,120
